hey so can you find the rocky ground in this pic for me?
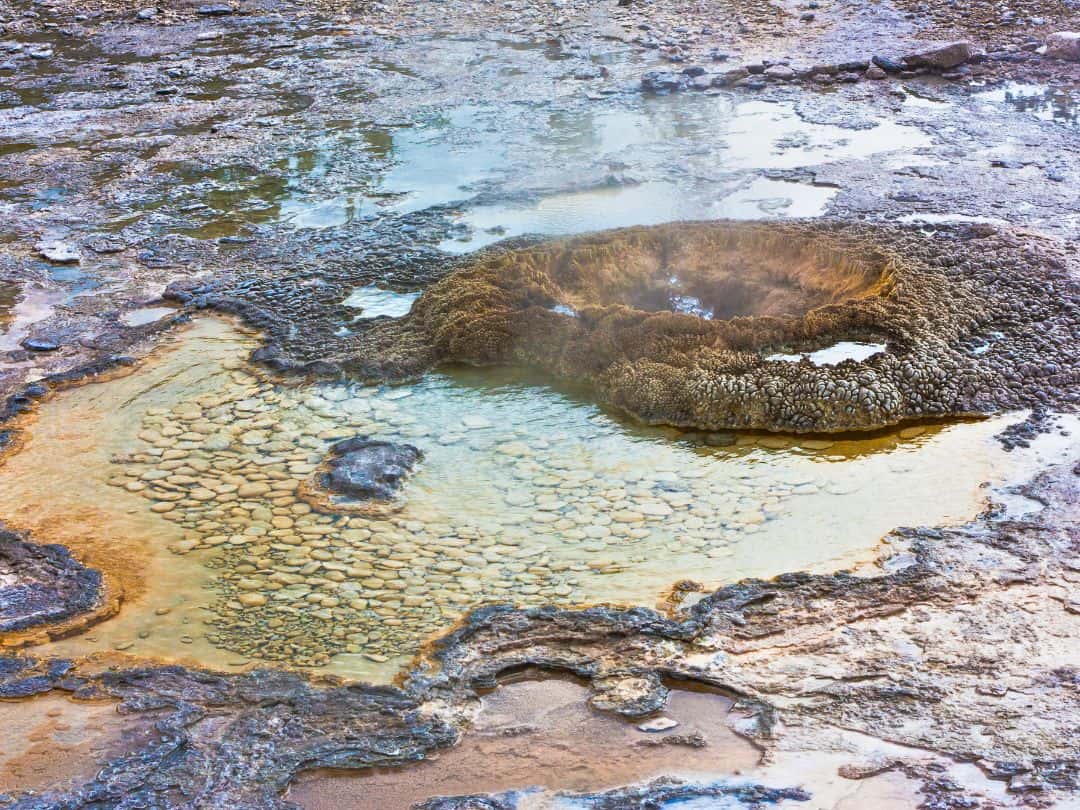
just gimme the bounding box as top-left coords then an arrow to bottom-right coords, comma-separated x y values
1,0 -> 1080,807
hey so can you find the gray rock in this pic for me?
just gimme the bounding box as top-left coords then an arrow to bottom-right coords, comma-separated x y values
1045,32 -> 1080,62
903,41 -> 975,70
764,64 -> 795,80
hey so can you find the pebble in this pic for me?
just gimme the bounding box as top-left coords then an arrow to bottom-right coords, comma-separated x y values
638,717 -> 679,732
639,501 -> 673,517
899,425 -> 927,439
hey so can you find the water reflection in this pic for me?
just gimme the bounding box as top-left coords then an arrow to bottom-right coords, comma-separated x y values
977,82 -> 1079,126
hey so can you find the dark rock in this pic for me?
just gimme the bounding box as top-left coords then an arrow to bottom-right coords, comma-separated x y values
416,798 -> 514,810
872,54 -> 905,72
0,673 -> 54,698
0,531 -> 103,632
197,4 -> 234,15
21,338 -> 61,352
558,778 -> 810,808
323,436 -> 423,500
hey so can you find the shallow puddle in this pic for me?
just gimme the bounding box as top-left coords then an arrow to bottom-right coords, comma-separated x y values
288,675 -> 761,809
419,97 -> 925,250
0,317 -> 1067,681
289,674 -> 923,810
0,281 -> 69,354
112,88 -> 928,243
440,176 -> 839,253
119,305 -> 178,327
767,341 -> 887,366
343,286 -> 420,319
712,176 -> 839,220
0,693 -> 158,795
419,95 -> 924,249
0,280 -> 18,337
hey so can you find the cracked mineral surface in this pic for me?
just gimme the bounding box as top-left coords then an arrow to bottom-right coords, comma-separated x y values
0,0 -> 1079,807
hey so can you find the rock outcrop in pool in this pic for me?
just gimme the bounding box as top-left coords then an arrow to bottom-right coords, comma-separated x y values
0,530 -> 103,635
316,436 -> 423,504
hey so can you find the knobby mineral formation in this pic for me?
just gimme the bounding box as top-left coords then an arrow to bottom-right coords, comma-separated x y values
284,221 -> 1078,433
